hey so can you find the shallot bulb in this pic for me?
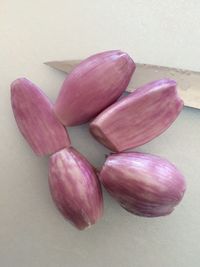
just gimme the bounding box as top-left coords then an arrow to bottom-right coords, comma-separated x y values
100,152 -> 186,217
11,78 -> 70,156
54,50 -> 135,126
49,147 -> 103,230
90,79 -> 183,151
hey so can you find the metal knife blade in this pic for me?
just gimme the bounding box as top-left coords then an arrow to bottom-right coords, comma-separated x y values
44,60 -> 200,110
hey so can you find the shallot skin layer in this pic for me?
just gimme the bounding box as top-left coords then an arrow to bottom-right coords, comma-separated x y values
54,50 -> 135,126
49,147 -> 103,230
11,78 -> 70,156
100,152 -> 186,217
90,79 -> 183,152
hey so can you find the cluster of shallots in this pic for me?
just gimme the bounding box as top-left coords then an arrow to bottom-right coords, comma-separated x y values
11,50 -> 186,230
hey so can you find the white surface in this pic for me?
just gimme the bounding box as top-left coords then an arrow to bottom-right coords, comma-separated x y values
1,1 -> 200,267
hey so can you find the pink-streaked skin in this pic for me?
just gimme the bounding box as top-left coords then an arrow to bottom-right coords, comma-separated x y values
100,152 -> 186,217
90,79 -> 183,152
54,50 -> 135,126
49,147 -> 103,230
11,78 -> 70,156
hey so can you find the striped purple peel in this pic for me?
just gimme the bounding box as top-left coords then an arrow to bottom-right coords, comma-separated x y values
100,152 -> 186,217
90,79 -> 183,152
11,78 -> 70,156
54,50 -> 135,126
49,147 -> 103,230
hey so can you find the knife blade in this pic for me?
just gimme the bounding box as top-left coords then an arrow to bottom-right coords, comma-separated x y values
44,60 -> 200,110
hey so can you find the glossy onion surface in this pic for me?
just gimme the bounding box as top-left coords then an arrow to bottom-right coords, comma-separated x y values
100,152 -> 186,217
49,147 -> 103,230
54,50 -> 135,126
90,79 -> 183,151
11,78 -> 70,156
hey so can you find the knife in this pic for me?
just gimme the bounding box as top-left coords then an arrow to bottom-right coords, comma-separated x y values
45,60 -> 200,110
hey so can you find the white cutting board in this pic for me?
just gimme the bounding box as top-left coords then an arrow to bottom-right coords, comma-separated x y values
0,1 -> 200,267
